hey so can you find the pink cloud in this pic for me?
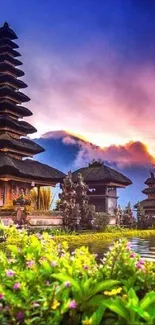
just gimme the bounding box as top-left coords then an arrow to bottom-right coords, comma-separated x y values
73,140 -> 155,169
62,136 -> 77,145
19,39 -> 155,155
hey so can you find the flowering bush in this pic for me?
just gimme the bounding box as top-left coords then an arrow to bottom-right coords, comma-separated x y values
0,226 -> 154,324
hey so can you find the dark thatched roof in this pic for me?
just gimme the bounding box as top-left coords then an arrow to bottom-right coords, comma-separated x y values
0,86 -> 30,103
72,161 -> 132,186
0,54 -> 22,66
0,152 -> 65,183
0,100 -> 32,117
134,199 -> 155,209
142,187 -> 155,195
0,75 -> 27,89
0,22 -> 17,40
145,178 -> 155,185
0,46 -> 21,57
0,62 -> 24,77
0,133 -> 44,155
0,38 -> 19,49
0,115 -> 36,134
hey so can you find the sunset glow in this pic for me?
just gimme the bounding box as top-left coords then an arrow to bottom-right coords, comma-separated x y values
1,0 -> 155,207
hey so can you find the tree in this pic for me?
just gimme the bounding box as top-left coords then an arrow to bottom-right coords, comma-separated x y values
76,173 -> 95,228
137,203 -> 147,229
121,202 -> 136,228
59,172 -> 96,229
59,172 -> 77,228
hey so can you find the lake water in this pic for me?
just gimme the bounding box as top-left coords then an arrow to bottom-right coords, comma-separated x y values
87,236 -> 155,261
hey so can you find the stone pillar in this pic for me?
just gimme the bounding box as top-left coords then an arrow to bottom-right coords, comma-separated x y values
37,185 -> 41,210
3,182 -> 7,206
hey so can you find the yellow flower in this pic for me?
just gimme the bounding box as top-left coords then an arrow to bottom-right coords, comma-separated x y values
51,300 -> 60,310
104,287 -> 122,296
82,319 -> 92,325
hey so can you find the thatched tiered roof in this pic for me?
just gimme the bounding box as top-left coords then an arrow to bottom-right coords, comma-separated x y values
0,22 -> 65,184
72,160 -> 132,187
0,153 -> 65,185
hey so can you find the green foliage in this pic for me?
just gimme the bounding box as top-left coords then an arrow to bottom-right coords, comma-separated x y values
27,227 -> 75,236
93,212 -> 110,231
0,227 -> 154,324
104,225 -> 127,232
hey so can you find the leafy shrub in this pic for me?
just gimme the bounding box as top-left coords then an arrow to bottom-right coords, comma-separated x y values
0,227 -> 154,324
104,225 -> 127,232
93,212 -> 110,231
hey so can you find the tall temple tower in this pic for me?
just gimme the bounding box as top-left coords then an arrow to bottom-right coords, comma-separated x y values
0,22 -> 65,207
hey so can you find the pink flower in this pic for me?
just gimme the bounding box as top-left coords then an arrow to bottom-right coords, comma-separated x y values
8,258 -> 15,264
126,243 -> 132,251
26,260 -> 35,268
6,270 -> 15,277
84,265 -> 89,270
46,281 -> 50,286
0,293 -> 4,300
64,281 -> 71,287
13,283 -> 20,290
130,252 -> 135,258
69,300 -> 77,309
136,263 -> 143,269
51,261 -> 57,267
33,302 -> 40,307
138,259 -> 144,265
35,233 -> 42,239
16,311 -> 24,320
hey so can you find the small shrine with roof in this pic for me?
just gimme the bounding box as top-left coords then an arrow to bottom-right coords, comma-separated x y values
72,160 -> 132,214
0,22 -> 65,208
134,171 -> 155,215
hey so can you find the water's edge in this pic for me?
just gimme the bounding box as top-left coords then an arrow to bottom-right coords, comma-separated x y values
73,236 -> 155,261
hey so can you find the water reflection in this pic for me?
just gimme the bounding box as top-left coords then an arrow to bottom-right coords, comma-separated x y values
128,237 -> 155,261
84,237 -> 155,261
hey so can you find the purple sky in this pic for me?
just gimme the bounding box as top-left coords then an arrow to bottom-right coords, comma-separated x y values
1,0 -> 155,162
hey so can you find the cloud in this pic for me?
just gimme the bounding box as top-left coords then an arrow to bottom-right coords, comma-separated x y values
62,136 -> 77,145
73,139 -> 155,169
20,38 -> 155,155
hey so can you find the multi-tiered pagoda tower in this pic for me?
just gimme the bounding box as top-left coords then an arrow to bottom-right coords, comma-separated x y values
134,171 -> 155,215
0,22 -> 65,207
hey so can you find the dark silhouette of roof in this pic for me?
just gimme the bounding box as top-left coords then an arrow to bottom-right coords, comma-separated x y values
0,115 -> 37,134
0,153 -> 65,183
72,161 -> 132,186
134,199 -> 155,209
0,133 -> 44,155
0,100 -> 32,117
0,22 -> 65,183
0,22 -> 18,40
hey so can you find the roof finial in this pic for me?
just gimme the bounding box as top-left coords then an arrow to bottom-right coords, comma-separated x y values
3,22 -> 9,28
